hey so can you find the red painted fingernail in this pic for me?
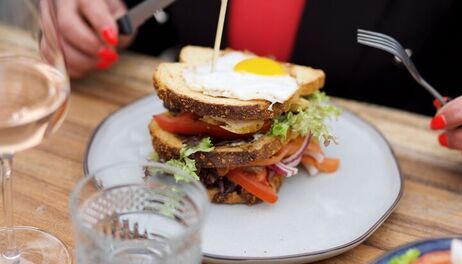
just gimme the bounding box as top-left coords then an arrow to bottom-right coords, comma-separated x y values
438,133 -> 448,147
96,59 -> 112,70
433,96 -> 450,109
97,47 -> 119,62
430,114 -> 446,130
101,27 -> 118,46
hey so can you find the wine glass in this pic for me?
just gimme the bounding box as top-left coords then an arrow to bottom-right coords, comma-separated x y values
0,0 -> 71,263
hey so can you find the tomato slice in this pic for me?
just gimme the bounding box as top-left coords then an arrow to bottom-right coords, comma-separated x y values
153,112 -> 271,139
154,112 -> 242,139
226,168 -> 278,204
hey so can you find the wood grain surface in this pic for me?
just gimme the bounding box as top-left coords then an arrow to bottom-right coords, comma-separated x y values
1,31 -> 462,263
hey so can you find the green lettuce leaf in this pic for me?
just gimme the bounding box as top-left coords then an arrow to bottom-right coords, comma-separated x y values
269,91 -> 341,144
180,137 -> 214,158
388,248 -> 421,264
165,137 -> 214,182
148,151 -> 159,162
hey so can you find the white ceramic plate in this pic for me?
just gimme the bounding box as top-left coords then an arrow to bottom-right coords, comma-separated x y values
84,94 -> 403,264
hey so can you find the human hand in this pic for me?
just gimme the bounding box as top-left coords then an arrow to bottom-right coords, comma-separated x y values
57,0 -> 134,78
430,96 -> 462,151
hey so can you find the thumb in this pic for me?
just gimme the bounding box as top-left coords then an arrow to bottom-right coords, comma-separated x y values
435,96 -> 462,130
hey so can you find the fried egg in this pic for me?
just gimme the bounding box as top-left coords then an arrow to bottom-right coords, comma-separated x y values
182,51 -> 298,104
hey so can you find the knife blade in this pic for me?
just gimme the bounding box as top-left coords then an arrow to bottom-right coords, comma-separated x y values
117,0 -> 176,35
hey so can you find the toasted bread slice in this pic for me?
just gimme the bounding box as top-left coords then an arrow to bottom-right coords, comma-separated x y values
153,46 -> 325,120
149,118 -> 287,168
207,174 -> 284,205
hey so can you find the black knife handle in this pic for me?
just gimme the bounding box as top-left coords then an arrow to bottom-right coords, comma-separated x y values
117,15 -> 133,35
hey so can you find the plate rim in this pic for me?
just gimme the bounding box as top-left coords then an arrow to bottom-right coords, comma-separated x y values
83,94 -> 404,262
372,236 -> 462,263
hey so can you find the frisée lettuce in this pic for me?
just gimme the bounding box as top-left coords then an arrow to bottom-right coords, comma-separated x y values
166,137 -> 214,182
270,91 -> 341,145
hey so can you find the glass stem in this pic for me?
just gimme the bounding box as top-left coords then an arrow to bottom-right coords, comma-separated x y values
1,154 -> 18,259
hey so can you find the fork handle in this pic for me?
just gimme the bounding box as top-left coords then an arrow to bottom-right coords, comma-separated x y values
403,61 -> 447,106
419,79 -> 447,106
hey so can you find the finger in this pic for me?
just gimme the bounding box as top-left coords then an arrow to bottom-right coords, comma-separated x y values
62,41 -> 98,77
107,0 -> 127,17
440,128 -> 462,150
79,0 -> 119,46
57,1 -> 102,56
96,47 -> 119,68
107,0 -> 135,48
431,96 -> 462,130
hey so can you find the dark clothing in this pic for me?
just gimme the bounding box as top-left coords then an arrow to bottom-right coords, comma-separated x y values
124,0 -> 461,116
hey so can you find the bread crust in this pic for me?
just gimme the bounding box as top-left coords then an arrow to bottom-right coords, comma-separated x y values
153,46 -> 325,120
149,118 -> 286,168
153,64 -> 298,120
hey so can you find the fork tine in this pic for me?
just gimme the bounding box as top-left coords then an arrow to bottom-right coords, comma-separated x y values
358,36 -> 404,56
357,32 -> 401,51
359,38 -> 410,64
358,40 -> 399,57
357,37 -> 401,57
357,29 -> 408,57
364,37 -> 409,63
358,34 -> 409,61
357,29 -> 404,50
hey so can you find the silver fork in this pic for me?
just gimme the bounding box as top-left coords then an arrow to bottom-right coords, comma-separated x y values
357,29 -> 447,106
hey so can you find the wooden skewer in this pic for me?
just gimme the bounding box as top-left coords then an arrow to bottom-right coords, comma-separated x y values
211,0 -> 228,72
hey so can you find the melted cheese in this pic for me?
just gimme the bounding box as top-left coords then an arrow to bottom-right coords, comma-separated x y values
201,116 -> 265,134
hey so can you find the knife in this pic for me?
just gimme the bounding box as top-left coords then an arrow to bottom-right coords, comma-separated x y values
117,0 -> 176,35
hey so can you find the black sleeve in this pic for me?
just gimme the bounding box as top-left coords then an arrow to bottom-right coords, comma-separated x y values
122,0 -> 179,56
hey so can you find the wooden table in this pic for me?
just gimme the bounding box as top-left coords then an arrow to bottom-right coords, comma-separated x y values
3,51 -> 462,263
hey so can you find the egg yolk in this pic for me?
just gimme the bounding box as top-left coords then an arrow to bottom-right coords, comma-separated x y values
234,57 -> 286,76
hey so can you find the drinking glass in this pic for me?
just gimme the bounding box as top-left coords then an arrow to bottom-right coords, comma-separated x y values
70,161 -> 209,264
0,0 -> 70,263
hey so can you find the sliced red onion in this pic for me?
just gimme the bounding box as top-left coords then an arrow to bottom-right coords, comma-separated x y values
304,150 -> 325,163
269,163 -> 298,177
266,134 -> 314,177
268,164 -> 285,175
280,163 -> 298,175
282,134 -> 312,164
301,162 -> 319,176
284,156 -> 302,168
